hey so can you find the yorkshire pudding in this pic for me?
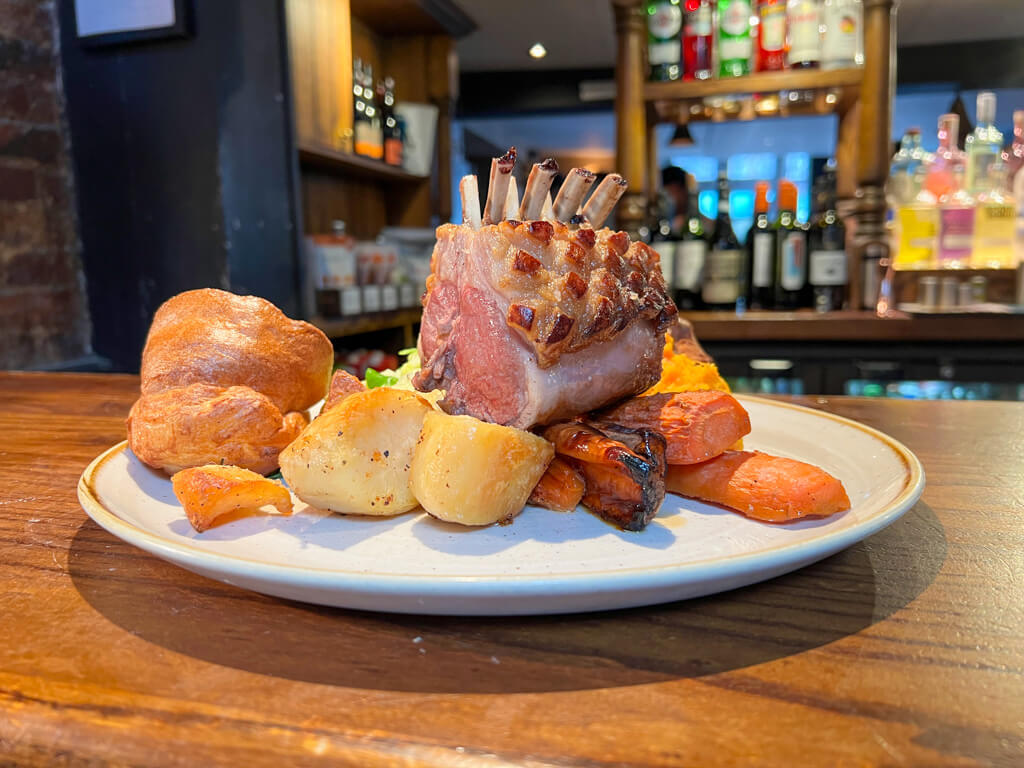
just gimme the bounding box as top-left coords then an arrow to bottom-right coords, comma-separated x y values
127,289 -> 333,475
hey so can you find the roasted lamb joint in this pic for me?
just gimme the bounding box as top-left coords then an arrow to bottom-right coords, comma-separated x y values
416,150 -> 677,429
544,422 -> 667,531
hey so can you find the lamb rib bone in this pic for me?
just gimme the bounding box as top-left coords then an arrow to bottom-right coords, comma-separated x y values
581,174 -> 628,229
552,168 -> 596,223
482,146 -> 517,225
460,175 -> 481,229
518,158 -> 559,220
503,176 -> 520,220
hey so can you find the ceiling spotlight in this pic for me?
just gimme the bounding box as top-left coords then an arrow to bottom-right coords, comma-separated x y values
529,42 -> 547,59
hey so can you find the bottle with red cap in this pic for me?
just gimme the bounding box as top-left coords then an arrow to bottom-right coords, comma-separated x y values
682,0 -> 714,80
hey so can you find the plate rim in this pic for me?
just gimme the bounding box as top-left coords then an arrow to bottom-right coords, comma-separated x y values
78,396 -> 926,591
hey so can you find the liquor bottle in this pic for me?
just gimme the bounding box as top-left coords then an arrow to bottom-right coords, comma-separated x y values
1002,110 -> 1024,180
923,114 -> 966,202
821,0 -> 863,70
746,181 -> 775,308
756,0 -> 786,72
703,172 -> 744,310
650,216 -> 678,289
808,167 -> 848,312
717,0 -> 753,78
682,0 -> 713,80
353,60 -> 375,158
936,167 -> 973,269
367,70 -> 384,160
966,92 -> 1003,194
381,76 -> 402,166
774,180 -> 811,308
675,176 -> 707,309
891,128 -> 937,269
647,0 -> 683,82
786,0 -> 821,69
971,162 -> 1017,268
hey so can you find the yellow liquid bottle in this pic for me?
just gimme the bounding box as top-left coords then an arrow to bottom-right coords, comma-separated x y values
971,163 -> 1017,268
895,202 -> 937,269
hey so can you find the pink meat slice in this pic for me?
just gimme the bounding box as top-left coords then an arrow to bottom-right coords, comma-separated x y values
415,221 -> 676,429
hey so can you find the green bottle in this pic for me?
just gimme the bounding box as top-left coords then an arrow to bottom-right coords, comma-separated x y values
717,0 -> 753,78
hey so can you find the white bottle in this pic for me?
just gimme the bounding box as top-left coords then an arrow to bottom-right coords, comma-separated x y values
821,0 -> 863,69
1014,160 -> 1024,264
786,0 -> 821,68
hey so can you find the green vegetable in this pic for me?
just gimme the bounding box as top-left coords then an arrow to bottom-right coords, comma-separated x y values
365,368 -> 399,389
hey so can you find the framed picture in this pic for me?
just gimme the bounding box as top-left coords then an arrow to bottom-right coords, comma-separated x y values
74,0 -> 189,47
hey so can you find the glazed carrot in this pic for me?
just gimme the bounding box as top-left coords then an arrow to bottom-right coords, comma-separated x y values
594,390 -> 751,465
528,456 -> 586,512
665,450 -> 851,523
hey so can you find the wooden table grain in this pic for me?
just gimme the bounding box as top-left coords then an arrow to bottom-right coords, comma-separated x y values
1,371 -> 1022,767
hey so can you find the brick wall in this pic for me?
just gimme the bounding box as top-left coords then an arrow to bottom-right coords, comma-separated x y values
0,0 -> 90,369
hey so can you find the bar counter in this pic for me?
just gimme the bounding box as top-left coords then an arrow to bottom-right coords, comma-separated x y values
683,310 -> 1024,342
1,372 -> 1022,766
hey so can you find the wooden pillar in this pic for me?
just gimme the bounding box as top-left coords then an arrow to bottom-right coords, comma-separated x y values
850,0 -> 897,311
612,0 -> 647,236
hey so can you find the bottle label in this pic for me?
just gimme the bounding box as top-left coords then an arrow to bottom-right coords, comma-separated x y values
685,5 -> 712,36
760,5 -> 786,51
809,250 -> 847,286
651,241 -> 677,285
896,205 -> 937,266
968,150 -> 999,193
752,232 -> 774,287
721,1 -> 751,35
648,3 -> 683,39
649,40 -> 682,65
675,240 -> 706,290
787,2 -> 821,63
779,231 -> 807,291
822,7 -> 859,61
938,206 -> 974,259
973,203 -> 1015,265
719,37 -> 752,62
703,248 -> 742,304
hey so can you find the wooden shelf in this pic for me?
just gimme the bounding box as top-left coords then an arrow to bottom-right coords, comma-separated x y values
644,67 -> 864,103
682,310 -> 1024,343
645,68 -> 863,124
297,142 -> 428,184
311,308 -> 422,339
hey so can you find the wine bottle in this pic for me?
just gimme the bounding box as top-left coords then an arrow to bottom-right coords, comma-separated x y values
809,167 -> 848,312
675,175 -> 707,310
747,181 -> 775,309
650,217 -> 678,290
703,172 -> 744,310
774,180 -> 811,309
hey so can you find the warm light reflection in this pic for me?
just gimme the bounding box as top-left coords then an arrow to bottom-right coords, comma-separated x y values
529,42 -> 547,59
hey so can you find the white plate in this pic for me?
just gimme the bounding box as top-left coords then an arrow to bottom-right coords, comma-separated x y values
78,397 -> 924,616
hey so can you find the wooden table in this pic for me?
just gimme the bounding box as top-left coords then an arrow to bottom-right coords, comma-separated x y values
2,372 -> 1022,767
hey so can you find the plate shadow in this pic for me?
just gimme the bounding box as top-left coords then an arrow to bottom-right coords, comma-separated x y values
68,503 -> 945,694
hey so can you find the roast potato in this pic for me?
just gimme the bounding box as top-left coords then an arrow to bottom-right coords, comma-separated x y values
410,411 -> 554,526
279,387 -> 432,515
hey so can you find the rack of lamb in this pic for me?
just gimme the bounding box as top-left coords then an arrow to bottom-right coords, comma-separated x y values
414,149 -> 677,429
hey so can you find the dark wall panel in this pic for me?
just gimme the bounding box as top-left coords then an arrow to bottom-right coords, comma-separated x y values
58,0 -> 299,371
